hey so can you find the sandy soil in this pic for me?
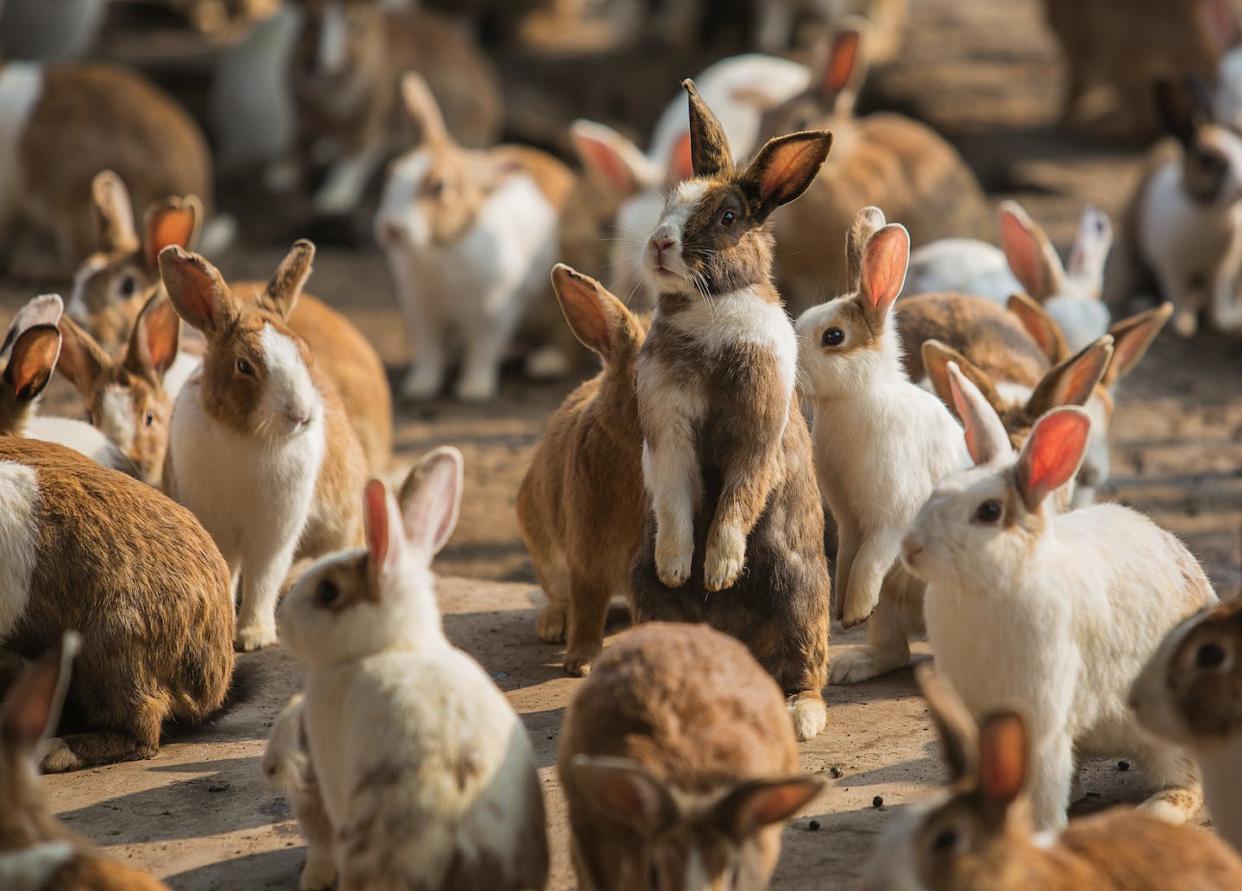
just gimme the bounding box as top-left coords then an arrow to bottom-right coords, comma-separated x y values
2,0 -> 1240,888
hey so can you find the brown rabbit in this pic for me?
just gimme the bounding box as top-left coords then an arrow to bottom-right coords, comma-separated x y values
758,28 -> 991,312
517,264 -> 648,677
560,623 -> 824,891
0,634 -> 171,889
0,438 -> 234,769
863,665 -> 1242,891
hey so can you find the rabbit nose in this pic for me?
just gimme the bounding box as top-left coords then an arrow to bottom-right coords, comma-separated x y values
286,406 -> 312,427
901,534 -> 924,567
379,220 -> 404,245
650,235 -> 675,262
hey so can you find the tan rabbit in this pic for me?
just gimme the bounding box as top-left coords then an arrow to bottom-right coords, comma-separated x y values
159,242 -> 367,650
517,264 -> 647,677
0,634 -> 171,889
759,27 -> 990,312
0,437 -> 234,769
560,623 -> 824,891
863,666 -> 1242,891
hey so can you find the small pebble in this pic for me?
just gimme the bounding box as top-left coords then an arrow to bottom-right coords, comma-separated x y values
808,819 -> 821,831
830,767 -> 843,779
207,781 -> 230,793
1118,760 -> 1130,772
872,795 -> 884,809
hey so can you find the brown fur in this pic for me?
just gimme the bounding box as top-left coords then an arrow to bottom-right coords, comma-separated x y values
0,325 -> 61,437
1152,600 -> 1242,737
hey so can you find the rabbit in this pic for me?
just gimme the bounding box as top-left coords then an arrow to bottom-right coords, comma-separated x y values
0,436 -> 234,769
902,366 -> 1217,830
1111,77 -> 1242,338
284,1 -> 502,217
1131,598 -> 1242,856
262,694 -> 336,891
0,61 -> 210,277
754,0 -> 908,62
795,208 -> 969,684
0,633 -> 172,890
560,622 -> 824,891
277,448 -> 550,891
159,242 -> 367,651
516,265 -> 648,677
863,665 -> 1242,891
376,72 -> 576,402
630,81 -> 832,740
758,26 -> 991,313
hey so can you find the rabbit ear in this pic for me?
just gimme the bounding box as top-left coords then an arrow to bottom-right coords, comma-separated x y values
1203,0 -> 1242,54
54,315 -> 108,399
397,447 -> 463,557
4,325 -> 62,404
159,246 -> 239,337
916,665 -> 978,783
818,27 -> 862,110
1,632 -> 80,751
714,776 -> 824,840
91,170 -> 138,254
2,294 -> 64,360
569,120 -> 658,197
363,478 -> 402,595
667,131 -> 694,185
571,755 -> 678,837
683,78 -> 733,178
741,130 -> 833,219
1006,292 -> 1068,364
999,202 -> 1064,302
125,294 -> 181,383
550,264 -> 638,361
259,240 -> 315,320
402,71 -> 450,147
1025,335 -> 1113,416
1015,407 -> 1092,511
922,341 -> 1004,419
1153,78 -> 1199,149
947,362 -> 1011,466
845,206 -> 885,289
143,196 -> 203,272
1065,205 -> 1112,289
976,712 -> 1028,815
858,224 -> 909,321
1101,303 -> 1172,388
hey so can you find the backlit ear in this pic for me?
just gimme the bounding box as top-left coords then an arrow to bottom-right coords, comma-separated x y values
397,446 -> 463,557
53,315 -> 108,399
667,130 -> 694,185
569,120 -> 657,198
923,341 -> 1004,418
683,78 -> 733,177
1015,408 -> 1092,511
947,362 -> 1012,466
742,130 -> 833,218
158,246 -> 238,336
402,71 -> 450,147
91,170 -> 138,254
2,294 -> 64,360
1,631 -> 79,751
859,224 -> 909,319
571,756 -> 678,837
261,240 -> 315,320
977,712 -> 1028,815
363,478 -> 402,595
1102,303 -> 1172,388
716,777 -> 824,839
819,28 -> 862,107
999,201 -> 1064,302
916,665 -> 978,783
4,326 -> 62,403
1026,336 -> 1113,415
845,206 -> 885,289
126,293 -> 181,383
1007,292 -> 1068,363
143,197 -> 203,272
550,264 -> 636,361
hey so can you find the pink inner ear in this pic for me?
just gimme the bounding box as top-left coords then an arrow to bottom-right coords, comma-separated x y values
822,30 -> 860,97
363,480 -> 390,570
1021,410 -> 1090,503
668,132 -> 694,184
862,227 -> 908,313
576,136 -> 634,194
1000,210 -> 1048,298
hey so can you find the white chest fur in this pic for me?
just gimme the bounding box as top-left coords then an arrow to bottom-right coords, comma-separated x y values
663,288 -> 797,392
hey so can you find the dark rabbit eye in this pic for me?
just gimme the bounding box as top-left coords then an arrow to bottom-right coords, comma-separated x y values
236,358 -> 255,376
974,500 -> 1002,524
144,410 -> 155,427
720,210 -> 736,226
1196,642 -> 1227,669
426,178 -> 445,198
821,327 -> 844,347
315,579 -> 340,607
931,826 -> 959,854
118,274 -> 137,298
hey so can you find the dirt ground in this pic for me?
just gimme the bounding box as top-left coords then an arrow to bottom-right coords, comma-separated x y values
4,0 -> 1242,888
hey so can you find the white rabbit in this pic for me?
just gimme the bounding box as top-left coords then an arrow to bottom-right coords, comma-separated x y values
794,207 -> 968,683
277,449 -> 549,890
902,364 -> 1216,830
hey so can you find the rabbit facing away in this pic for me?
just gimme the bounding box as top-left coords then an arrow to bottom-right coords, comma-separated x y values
0,437 -> 234,769
1131,599 -> 1242,856
377,72 -> 575,402
278,449 -> 549,891
159,242 -> 366,651
0,634 -> 171,890
795,208 -> 969,683
902,368 -> 1215,829
517,265 -> 648,677
630,81 -> 832,740
863,666 -> 1242,891
560,623 -> 824,891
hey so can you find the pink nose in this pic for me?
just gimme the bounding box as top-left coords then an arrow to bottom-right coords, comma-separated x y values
650,236 -> 675,260
901,535 -> 924,566
379,221 -> 404,245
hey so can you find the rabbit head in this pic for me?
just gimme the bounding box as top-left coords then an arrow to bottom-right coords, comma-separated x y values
794,206 -> 910,398
56,293 -> 182,484
643,79 -> 832,298
278,447 -> 463,665
569,755 -> 822,891
160,241 -> 321,442
0,294 -> 65,436
758,27 -> 866,139
1155,76 -> 1242,207
901,365 -> 1092,588
291,0 -> 383,94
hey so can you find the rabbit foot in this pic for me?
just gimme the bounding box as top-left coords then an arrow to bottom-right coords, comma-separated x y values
40,738 -> 83,773
455,373 -> 498,403
1173,310 -> 1198,338
401,367 -> 442,401
704,528 -> 746,592
564,643 -> 602,678
235,621 -> 278,652
299,856 -> 336,891
654,530 -> 693,588
829,645 -> 908,684
526,346 -> 571,380
536,605 -> 567,643
791,697 -> 827,742
1138,788 -> 1201,825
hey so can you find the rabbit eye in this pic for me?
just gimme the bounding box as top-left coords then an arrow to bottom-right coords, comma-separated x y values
236,358 -> 255,376
117,274 -> 137,299
1196,642 -> 1228,669
425,178 -> 445,199
821,327 -> 844,347
930,826 -> 959,854
720,210 -> 736,226
973,500 -> 1003,524
144,410 -> 155,427
315,579 -> 341,607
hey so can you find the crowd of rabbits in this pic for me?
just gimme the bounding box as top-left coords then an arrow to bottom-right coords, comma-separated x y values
2,0 -> 1242,889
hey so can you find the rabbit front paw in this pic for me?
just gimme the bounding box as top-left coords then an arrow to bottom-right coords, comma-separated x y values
299,856 -> 337,891
655,527 -> 693,588
564,642 -> 602,678
40,738 -> 82,773
704,526 -> 746,592
536,604 -> 567,643
401,366 -> 442,401
235,621 -> 279,652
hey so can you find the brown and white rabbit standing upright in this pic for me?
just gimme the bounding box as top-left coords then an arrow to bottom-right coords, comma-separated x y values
863,666 -> 1242,891
560,623 -> 824,891
159,242 -> 366,651
517,264 -> 648,677
631,81 -> 832,740
0,437 -> 234,769
758,28 -> 990,313
0,634 -> 171,889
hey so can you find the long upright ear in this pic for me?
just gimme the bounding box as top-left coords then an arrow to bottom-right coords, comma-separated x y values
261,240 -> 315,320
976,712 -> 1028,816
845,206 -> 885,289
947,362 -> 1012,465
55,315 -> 109,399
550,264 -> 638,361
858,224 -> 909,321
570,755 -> 678,837
922,341 -> 1003,417
402,71 -> 449,147
1006,292 -> 1068,363
363,478 -> 403,596
1065,205 -> 1112,290
667,130 -> 694,184
143,196 -> 203,272
1153,78 -> 1197,148
125,293 -> 181,384
740,130 -> 833,219
714,776 -> 824,840
569,120 -> 658,198
1101,303 -> 1172,388
818,27 -> 863,110
1014,407 -> 1092,511
915,665 -> 978,783
999,202 -> 1064,302
682,78 -> 733,177
1202,0 -> 1242,54
2,294 -> 64,360
1026,336 -> 1113,415
91,170 -> 138,254
4,326 -> 62,404
397,446 -> 463,557
1,631 -> 80,750
158,246 -> 238,337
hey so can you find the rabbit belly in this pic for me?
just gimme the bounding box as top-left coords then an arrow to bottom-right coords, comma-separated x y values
0,461 -> 39,639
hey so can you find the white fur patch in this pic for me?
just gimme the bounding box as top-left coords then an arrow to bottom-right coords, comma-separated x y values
375,151 -> 434,248
0,841 -> 76,890
99,384 -> 137,453
316,1 -> 348,77
0,63 -> 43,223
665,287 -> 797,393
66,254 -> 109,321
259,325 -> 319,436
23,415 -> 133,475
0,461 -> 39,639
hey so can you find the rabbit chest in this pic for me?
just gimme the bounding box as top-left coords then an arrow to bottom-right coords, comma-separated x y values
1141,164 -> 1242,287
